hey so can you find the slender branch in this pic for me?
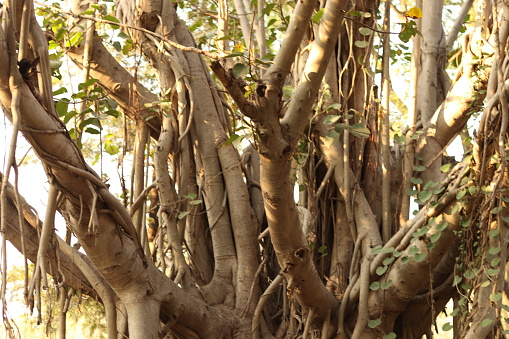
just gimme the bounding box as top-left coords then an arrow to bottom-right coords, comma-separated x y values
446,0 -> 474,49
129,182 -> 156,216
381,0 -> 392,243
281,0 -> 347,143
266,0 -> 319,82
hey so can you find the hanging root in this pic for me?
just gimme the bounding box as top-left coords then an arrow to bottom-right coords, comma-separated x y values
302,307 -> 315,339
86,180 -> 99,235
252,272 -> 284,339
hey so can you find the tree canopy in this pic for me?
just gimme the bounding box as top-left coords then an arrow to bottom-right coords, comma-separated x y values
0,0 -> 508,338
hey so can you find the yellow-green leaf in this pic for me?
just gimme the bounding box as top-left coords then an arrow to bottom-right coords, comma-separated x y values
349,123 -> 370,138
406,7 -> 423,19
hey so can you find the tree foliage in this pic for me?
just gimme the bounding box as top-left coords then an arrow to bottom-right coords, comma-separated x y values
0,0 -> 508,338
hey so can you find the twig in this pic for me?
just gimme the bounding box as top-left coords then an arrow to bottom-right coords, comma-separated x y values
241,256 -> 267,318
34,1 -> 220,60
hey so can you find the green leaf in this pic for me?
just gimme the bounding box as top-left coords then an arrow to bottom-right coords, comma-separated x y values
105,109 -> 120,118
178,211 -> 190,219
68,32 -> 83,47
410,177 -> 423,185
359,27 -> 373,36
224,133 -> 240,146
354,40 -> 369,48
481,318 -> 493,328
423,180 -> 438,190
456,189 -> 467,200
430,233 -> 441,243
426,242 -> 436,250
406,188 -> 418,197
53,87 -> 67,96
326,103 -> 342,112
491,258 -> 500,266
369,282 -> 380,290
333,123 -> 346,133
440,164 -> 451,172
184,193 -> 197,200
453,275 -> 462,286
317,245 -> 327,253
383,257 -> 395,266
54,27 -> 66,41
262,3 -> 275,15
490,293 -> 502,302
232,63 -> 249,78
414,252 -> 426,262
323,130 -> 339,148
311,9 -> 324,24
436,222 -> 448,231
489,246 -> 501,255
487,268 -> 500,276
117,32 -> 131,39
381,280 -> 393,289
371,246 -> 394,254
379,246 -> 395,254
189,200 -> 202,205
442,322 -> 453,331
489,229 -> 500,238
79,117 -> 100,129
283,86 -> 294,99
492,206 -> 503,214
56,100 -> 68,117
113,41 -> 122,52
399,20 -> 419,43
433,187 -> 445,194
85,127 -> 100,134
78,78 -> 99,90
103,14 -> 120,23
413,165 -> 426,172
324,115 -> 341,125
63,110 -> 77,124
376,266 -> 388,275
50,59 -> 63,70
418,190 -> 432,202
383,333 -> 396,339
224,52 -> 244,58
48,40 -> 60,50
368,319 -> 382,328
464,269 -> 475,279
349,123 -> 370,138
408,245 -> 419,256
